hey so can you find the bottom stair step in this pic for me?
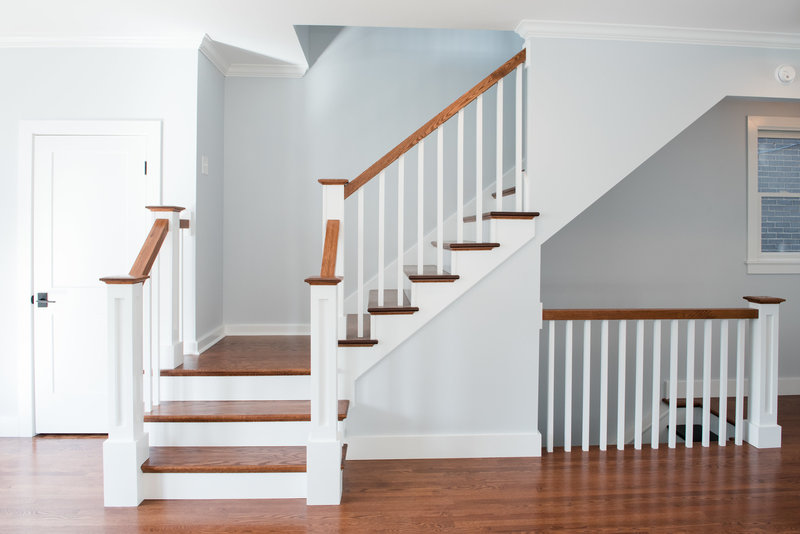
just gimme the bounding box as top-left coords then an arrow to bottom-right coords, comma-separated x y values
142,446 -> 306,473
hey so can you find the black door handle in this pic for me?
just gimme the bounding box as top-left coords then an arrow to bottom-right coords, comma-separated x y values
33,292 -> 56,308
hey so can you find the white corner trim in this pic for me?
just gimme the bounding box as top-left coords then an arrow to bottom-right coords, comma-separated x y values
224,323 -> 310,336
346,432 -> 542,460
515,20 -> 800,49
225,63 -> 307,78
199,34 -> 229,76
0,35 -> 201,49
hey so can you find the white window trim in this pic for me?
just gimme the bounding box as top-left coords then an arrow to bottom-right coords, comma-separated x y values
746,115 -> 800,274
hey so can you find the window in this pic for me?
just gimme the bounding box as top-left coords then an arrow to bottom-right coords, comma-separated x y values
746,116 -> 800,274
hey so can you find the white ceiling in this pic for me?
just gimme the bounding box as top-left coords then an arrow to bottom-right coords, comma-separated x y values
2,0 -> 799,70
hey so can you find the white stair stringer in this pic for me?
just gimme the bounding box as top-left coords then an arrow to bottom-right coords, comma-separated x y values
338,218 -> 538,400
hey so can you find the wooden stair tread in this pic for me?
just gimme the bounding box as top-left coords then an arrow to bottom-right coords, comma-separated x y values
431,241 -> 500,251
161,336 -> 310,376
367,290 -> 419,314
463,211 -> 540,222
142,446 -> 306,473
144,400 -> 349,422
491,186 -> 517,198
403,265 -> 459,282
339,314 -> 378,346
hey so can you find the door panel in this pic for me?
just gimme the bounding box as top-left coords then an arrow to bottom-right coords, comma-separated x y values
33,134 -> 149,433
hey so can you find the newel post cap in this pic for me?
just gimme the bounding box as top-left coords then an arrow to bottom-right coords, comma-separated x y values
743,296 -> 786,305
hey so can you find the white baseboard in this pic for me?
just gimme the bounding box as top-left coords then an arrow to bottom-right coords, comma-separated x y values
664,377 -> 800,397
346,432 -> 541,460
191,326 -> 225,354
224,324 -> 310,336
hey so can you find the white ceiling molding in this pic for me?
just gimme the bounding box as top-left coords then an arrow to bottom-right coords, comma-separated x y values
199,35 -> 229,75
199,34 -> 307,78
516,20 -> 800,49
0,35 -> 200,49
226,63 -> 307,78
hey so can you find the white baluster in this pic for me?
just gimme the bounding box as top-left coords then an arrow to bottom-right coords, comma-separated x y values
651,320 -> 662,449
617,320 -> 626,450
668,319 -> 679,448
457,109 -> 464,243
547,320 -> 555,453
417,142 -> 424,274
600,319 -> 609,451
357,189 -> 364,338
634,319 -> 644,450
476,94 -> 483,243
378,171 -> 385,306
565,320 -> 573,452
436,127 -> 444,274
515,64 -> 523,212
702,319 -> 712,447
735,319 -> 745,446
495,78 -> 503,213
685,320 -> 695,448
582,320 -> 591,452
718,319 -> 729,446
142,279 -> 152,412
397,155 -> 405,305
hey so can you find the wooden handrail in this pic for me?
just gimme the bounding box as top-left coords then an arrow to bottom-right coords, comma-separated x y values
128,218 -> 170,278
305,220 -> 342,286
344,49 -> 526,199
543,308 -> 759,321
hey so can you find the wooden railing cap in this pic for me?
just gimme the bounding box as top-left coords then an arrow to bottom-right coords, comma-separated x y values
318,179 -> 349,186
542,308 -> 760,321
743,296 -> 786,304
305,276 -> 343,286
100,275 -> 149,285
146,205 -> 185,212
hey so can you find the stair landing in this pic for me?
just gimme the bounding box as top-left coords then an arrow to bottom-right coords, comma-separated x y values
162,336 -> 310,376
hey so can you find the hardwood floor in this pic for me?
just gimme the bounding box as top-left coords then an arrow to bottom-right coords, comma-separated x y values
163,336 -> 310,376
2,397 -> 800,532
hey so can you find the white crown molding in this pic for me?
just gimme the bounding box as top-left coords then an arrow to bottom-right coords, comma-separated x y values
516,20 -> 800,49
199,34 -> 307,78
199,34 -> 229,75
226,63 -> 307,78
0,35 -> 200,49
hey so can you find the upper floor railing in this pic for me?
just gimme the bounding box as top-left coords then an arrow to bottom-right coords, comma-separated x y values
542,297 -> 785,453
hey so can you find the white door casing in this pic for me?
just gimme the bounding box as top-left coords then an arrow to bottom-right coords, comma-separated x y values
17,121 -> 161,436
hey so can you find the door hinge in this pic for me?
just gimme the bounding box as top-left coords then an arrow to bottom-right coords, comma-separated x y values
144,161 -> 148,175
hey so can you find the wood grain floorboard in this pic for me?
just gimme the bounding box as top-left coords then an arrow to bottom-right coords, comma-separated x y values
144,400 -> 350,422
2,396 -> 799,532
162,336 -> 310,376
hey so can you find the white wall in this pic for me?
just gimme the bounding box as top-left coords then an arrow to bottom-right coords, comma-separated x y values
0,47 -> 198,435
523,34 -> 800,245
223,27 -> 523,326
194,52 -> 225,349
540,97 -> 800,447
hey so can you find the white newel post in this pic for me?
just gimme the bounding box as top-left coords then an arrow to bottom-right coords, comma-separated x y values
100,277 -> 150,506
306,281 -> 342,505
148,206 -> 184,369
320,181 -> 346,335
744,296 -> 785,448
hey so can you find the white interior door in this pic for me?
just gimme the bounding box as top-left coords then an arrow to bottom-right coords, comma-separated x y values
33,133 -> 153,433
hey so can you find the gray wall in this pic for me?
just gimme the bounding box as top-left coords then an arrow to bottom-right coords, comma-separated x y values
0,48 -> 198,433
195,53 -> 225,342
223,27 -> 522,325
540,97 -> 800,446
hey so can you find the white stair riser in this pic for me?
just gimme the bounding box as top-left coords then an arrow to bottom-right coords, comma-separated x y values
160,375 -> 310,401
143,472 -> 306,499
145,421 -> 346,446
